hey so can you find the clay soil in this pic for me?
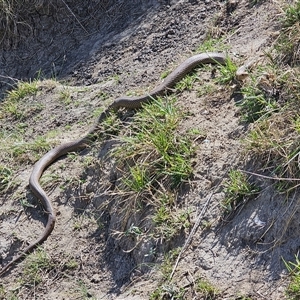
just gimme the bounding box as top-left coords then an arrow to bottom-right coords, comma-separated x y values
0,0 -> 296,299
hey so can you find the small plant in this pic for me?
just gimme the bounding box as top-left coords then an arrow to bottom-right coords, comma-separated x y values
122,165 -> 152,192
275,1 -> 300,64
19,197 -> 35,208
11,135 -> 51,163
196,37 -> 228,53
284,255 -> 300,299
97,90 -> 109,101
0,284 -> 18,300
216,56 -> 237,84
1,79 -> 42,119
77,280 -> 97,300
114,97 -> 194,193
0,165 -> 13,192
150,284 -> 185,300
23,247 -> 53,285
244,112 -> 300,191
222,170 -> 259,213
125,224 -> 143,236
153,194 -> 190,240
150,249 -> 184,299
6,80 -> 38,102
65,258 -> 79,270
175,72 -> 199,91
238,75 -> 278,122
59,88 -> 72,105
197,81 -> 217,97
283,1 -> 300,28
196,278 -> 219,299
160,248 -> 181,280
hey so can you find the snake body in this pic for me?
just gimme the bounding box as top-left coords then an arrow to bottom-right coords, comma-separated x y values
0,52 -> 226,276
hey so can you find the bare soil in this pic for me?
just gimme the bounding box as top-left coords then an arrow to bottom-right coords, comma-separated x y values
0,0 -> 294,299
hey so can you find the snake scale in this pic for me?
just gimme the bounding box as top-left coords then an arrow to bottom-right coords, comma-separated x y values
0,52 -> 226,276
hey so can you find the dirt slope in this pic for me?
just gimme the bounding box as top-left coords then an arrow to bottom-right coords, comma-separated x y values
0,0 -> 291,299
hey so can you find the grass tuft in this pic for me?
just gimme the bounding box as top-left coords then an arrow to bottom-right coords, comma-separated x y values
222,170 -> 260,213
196,278 -> 219,299
23,247 -> 53,285
284,256 -> 300,299
111,96 -> 193,242
0,165 -> 13,192
1,79 -> 39,119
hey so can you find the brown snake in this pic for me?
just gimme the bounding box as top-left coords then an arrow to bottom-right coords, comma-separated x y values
0,52 -> 226,276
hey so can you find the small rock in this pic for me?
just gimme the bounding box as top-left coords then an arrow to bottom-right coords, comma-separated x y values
91,273 -> 101,283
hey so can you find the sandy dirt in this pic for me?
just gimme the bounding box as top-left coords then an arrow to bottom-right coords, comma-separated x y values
0,0 -> 294,299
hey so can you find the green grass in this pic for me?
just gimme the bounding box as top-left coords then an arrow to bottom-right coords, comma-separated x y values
237,62 -> 280,122
0,284 -> 18,300
244,111 -> 300,191
23,248 -> 54,285
1,79 -> 40,119
152,193 -> 190,240
110,96 -> 194,244
175,72 -> 199,92
283,1 -> 300,28
196,36 -> 229,53
115,97 -> 194,191
77,280 -> 97,300
275,1 -> 300,64
0,124 -> 58,168
6,80 -> 38,102
150,248 -> 188,299
59,88 -> 72,105
222,170 -> 260,213
284,256 -> 300,299
216,56 -> 237,85
122,165 -> 151,192
196,278 -> 219,299
150,284 -> 185,300
0,165 -> 13,192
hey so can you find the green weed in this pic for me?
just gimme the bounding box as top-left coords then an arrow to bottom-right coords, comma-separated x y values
115,97 -> 193,192
283,1 -> 300,28
222,170 -> 259,213
175,72 -> 199,91
0,165 -> 13,192
59,88 -> 72,105
11,136 -> 51,163
122,165 -> 152,192
244,112 -> 300,191
77,280 -> 97,300
125,224 -> 143,236
0,284 -> 18,300
197,81 -> 217,97
150,249 -> 184,299
275,1 -> 300,64
196,278 -> 219,299
150,284 -> 185,300
23,248 -> 53,285
284,256 -> 300,299
97,90 -> 109,101
160,248 -> 181,280
153,194 -> 190,240
65,258 -> 79,270
237,62 -> 280,122
6,80 -> 38,102
216,56 -> 237,84
196,37 -> 228,53
111,97 -> 193,244
1,79 -> 41,119
239,84 -> 278,122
